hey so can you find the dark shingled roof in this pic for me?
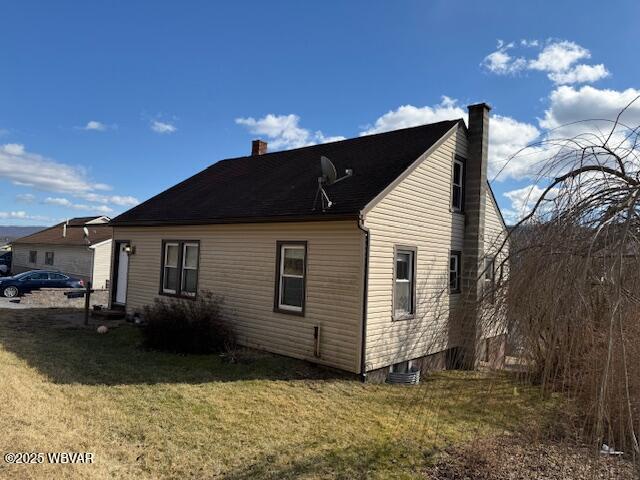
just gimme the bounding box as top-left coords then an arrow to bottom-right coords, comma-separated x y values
12,217 -> 112,246
111,120 -> 461,226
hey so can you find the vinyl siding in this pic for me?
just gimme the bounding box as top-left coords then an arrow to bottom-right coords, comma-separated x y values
90,240 -> 113,289
113,221 -> 364,373
479,189 -> 509,339
11,244 -> 93,281
363,125 -> 468,371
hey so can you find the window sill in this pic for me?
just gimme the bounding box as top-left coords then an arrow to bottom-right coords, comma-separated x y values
158,291 -> 197,300
392,313 -> 415,322
274,306 -> 305,317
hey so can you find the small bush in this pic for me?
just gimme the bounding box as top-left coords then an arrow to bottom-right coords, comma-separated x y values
141,291 -> 234,354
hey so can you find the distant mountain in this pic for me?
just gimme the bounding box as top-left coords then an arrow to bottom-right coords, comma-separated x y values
0,226 -> 47,246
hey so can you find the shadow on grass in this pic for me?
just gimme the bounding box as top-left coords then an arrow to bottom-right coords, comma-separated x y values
0,309 -> 351,385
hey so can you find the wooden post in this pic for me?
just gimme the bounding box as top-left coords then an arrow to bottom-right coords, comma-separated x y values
84,280 -> 92,326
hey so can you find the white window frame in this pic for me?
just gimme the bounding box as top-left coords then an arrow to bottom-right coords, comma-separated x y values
278,244 -> 306,312
180,242 -> 199,297
394,247 -> 416,319
452,158 -> 464,212
162,242 -> 180,294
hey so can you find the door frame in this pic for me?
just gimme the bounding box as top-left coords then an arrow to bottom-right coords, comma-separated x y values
110,240 -> 130,309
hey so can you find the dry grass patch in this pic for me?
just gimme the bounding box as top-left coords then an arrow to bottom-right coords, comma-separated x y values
0,309 -> 552,479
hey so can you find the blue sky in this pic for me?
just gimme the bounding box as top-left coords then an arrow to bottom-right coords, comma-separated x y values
1,1 -> 639,225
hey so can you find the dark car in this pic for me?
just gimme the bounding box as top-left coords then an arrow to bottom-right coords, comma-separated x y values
0,251 -> 11,276
0,270 -> 84,298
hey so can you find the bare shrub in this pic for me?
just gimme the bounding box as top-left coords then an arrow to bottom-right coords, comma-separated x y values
142,291 -> 234,354
491,100 -> 640,464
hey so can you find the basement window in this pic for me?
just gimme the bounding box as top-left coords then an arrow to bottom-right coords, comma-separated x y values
394,246 -> 416,319
45,251 -> 54,266
275,242 -> 307,314
390,360 -> 415,373
451,157 -> 465,212
161,240 -> 199,298
449,251 -> 461,294
29,250 -> 37,264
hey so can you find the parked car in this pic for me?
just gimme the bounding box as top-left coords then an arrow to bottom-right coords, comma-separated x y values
0,270 -> 84,298
0,251 -> 11,276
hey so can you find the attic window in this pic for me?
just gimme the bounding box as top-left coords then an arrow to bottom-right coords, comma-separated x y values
452,157 -> 465,212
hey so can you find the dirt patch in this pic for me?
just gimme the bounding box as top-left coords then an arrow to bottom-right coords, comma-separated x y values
425,435 -> 637,480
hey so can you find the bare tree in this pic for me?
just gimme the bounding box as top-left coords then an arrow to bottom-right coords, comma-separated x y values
489,98 -> 640,465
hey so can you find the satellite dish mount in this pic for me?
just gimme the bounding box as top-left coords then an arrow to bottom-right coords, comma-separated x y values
313,156 -> 353,211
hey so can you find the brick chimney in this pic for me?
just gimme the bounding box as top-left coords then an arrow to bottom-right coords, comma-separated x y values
251,140 -> 268,156
460,102 -> 491,368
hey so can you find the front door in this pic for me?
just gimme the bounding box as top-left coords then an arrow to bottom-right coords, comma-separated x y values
114,242 -> 129,305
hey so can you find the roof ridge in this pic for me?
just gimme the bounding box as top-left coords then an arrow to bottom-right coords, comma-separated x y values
210,118 -> 463,167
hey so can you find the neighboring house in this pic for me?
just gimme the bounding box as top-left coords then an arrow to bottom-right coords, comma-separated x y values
110,103 -> 509,379
11,216 -> 113,289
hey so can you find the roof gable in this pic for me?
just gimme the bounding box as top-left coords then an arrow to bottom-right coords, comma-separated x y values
111,120 -> 461,226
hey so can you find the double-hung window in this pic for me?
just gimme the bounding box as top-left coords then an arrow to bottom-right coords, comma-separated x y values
394,247 -> 416,319
449,251 -> 461,293
275,242 -> 307,314
161,241 -> 199,298
29,251 -> 37,264
45,251 -> 54,266
452,157 -> 465,211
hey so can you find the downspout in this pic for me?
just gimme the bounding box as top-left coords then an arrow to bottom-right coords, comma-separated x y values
357,214 -> 370,382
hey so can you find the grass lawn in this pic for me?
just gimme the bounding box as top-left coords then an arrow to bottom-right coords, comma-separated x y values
0,309 -> 553,480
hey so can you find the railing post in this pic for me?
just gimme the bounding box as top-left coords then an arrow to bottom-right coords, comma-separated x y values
84,280 -> 92,326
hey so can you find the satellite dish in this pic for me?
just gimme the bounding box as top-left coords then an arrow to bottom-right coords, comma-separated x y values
83,226 -> 89,237
314,155 -> 354,211
320,156 -> 338,185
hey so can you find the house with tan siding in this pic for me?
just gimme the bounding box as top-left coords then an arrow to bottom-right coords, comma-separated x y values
11,216 -> 113,289
109,103 -> 509,380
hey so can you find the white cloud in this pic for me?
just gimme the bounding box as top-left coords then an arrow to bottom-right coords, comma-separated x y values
482,42 -> 527,75
44,197 -> 72,207
235,114 -> 345,150
84,120 -> 107,131
528,40 -> 590,73
489,115 -> 543,180
548,64 -> 609,85
0,211 -> 50,222
77,193 -> 139,207
482,39 -> 608,85
502,184 -> 558,223
359,96 -> 466,135
44,197 -> 113,213
16,193 -> 36,203
151,120 -> 176,134
0,144 -> 106,194
357,97 -> 543,181
540,85 -> 640,134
